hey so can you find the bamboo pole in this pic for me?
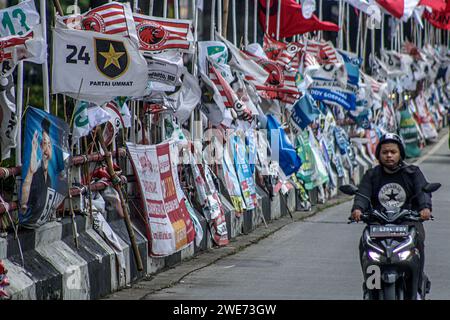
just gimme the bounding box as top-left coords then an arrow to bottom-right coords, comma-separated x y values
218,0 -> 223,35
223,0 -> 229,38
253,0 -> 257,43
211,0 -> 216,39
96,126 -> 144,271
265,0 -> 270,35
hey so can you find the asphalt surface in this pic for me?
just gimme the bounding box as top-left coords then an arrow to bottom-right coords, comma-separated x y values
107,131 -> 450,300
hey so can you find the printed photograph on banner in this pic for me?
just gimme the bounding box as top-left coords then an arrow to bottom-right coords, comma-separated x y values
19,107 -> 70,229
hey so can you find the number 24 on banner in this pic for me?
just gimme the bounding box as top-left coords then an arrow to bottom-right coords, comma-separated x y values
52,27 -> 148,105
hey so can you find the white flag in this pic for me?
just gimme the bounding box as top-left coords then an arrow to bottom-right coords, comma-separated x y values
52,27 -> 148,105
72,101 -> 111,139
0,74 -> 16,160
0,0 -> 40,37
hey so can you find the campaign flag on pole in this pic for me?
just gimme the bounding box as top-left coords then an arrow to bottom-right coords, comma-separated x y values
215,33 -> 269,86
266,114 -> 302,176
72,101 -> 112,140
337,50 -> 362,88
51,27 -> 148,105
258,0 -> 339,38
0,0 -> 40,37
19,107 -> 70,229
0,29 -> 46,77
423,0 -> 450,29
419,0 -> 446,12
290,93 -> 321,130
375,0 -> 420,20
133,13 -> 193,53
57,1 -> 138,42
0,75 -> 16,160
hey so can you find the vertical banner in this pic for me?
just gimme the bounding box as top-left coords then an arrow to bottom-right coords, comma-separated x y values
19,107 -> 70,228
127,140 -> 195,256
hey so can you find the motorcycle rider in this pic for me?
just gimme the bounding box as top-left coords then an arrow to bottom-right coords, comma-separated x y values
350,133 -> 432,298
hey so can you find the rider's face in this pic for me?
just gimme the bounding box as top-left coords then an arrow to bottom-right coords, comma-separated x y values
379,143 -> 401,169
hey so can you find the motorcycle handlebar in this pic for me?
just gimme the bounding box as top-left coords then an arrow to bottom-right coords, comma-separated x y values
347,211 -> 434,224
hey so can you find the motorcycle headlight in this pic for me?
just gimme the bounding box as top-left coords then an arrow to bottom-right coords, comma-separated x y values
398,250 -> 412,261
368,251 -> 381,262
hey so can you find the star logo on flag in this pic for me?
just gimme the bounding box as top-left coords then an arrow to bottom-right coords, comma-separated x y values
95,38 -> 129,79
99,44 -> 125,69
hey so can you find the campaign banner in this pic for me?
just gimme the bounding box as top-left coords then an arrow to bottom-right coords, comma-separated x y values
52,27 -> 148,105
126,140 -> 195,256
232,133 -> 257,211
309,87 -> 356,111
19,107 -> 70,229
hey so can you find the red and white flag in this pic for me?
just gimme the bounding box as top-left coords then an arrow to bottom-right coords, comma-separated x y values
133,13 -> 193,53
57,1 -> 137,41
0,29 -> 46,77
215,33 -> 269,85
419,0 -> 446,12
423,0 -> 450,29
243,49 -> 300,104
376,0 -> 421,20
302,40 -> 342,65
258,0 -> 339,38
207,58 -> 252,121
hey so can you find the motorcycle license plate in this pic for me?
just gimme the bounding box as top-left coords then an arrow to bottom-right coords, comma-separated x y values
370,225 -> 409,238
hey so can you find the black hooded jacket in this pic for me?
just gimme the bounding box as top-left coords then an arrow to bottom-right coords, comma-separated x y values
351,162 -> 432,213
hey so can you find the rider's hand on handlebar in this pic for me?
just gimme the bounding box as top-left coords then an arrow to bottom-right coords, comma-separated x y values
351,209 -> 363,222
420,208 -> 432,221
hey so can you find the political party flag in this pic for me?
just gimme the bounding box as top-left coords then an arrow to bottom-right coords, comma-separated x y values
337,50 -> 362,88
0,74 -> 16,160
19,107 -> 70,229
57,1 -> 137,42
266,114 -> 302,176
290,93 -> 321,130
215,33 -> 269,86
423,0 -> 450,29
375,0 -> 420,20
133,13 -> 193,53
258,0 -> 339,38
0,28 -> 46,77
419,0 -> 446,12
72,101 -> 112,140
0,0 -> 40,37
51,27 -> 148,105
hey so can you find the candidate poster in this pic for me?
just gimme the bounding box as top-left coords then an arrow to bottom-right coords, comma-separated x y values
127,140 -> 195,256
19,107 -> 70,229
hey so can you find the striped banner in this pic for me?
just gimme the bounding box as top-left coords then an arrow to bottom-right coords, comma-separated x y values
58,1 -> 137,40
133,14 -> 193,53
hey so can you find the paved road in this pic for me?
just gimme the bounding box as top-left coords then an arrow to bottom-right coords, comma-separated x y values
145,136 -> 450,300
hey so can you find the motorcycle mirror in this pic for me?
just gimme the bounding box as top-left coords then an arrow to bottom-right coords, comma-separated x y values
339,184 -> 359,196
422,183 -> 441,194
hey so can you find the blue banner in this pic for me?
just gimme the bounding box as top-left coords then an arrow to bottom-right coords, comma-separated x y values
309,87 -> 356,111
19,107 -> 70,228
290,94 -> 321,130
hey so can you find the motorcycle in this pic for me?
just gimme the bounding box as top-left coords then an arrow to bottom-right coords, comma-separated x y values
340,182 -> 441,300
